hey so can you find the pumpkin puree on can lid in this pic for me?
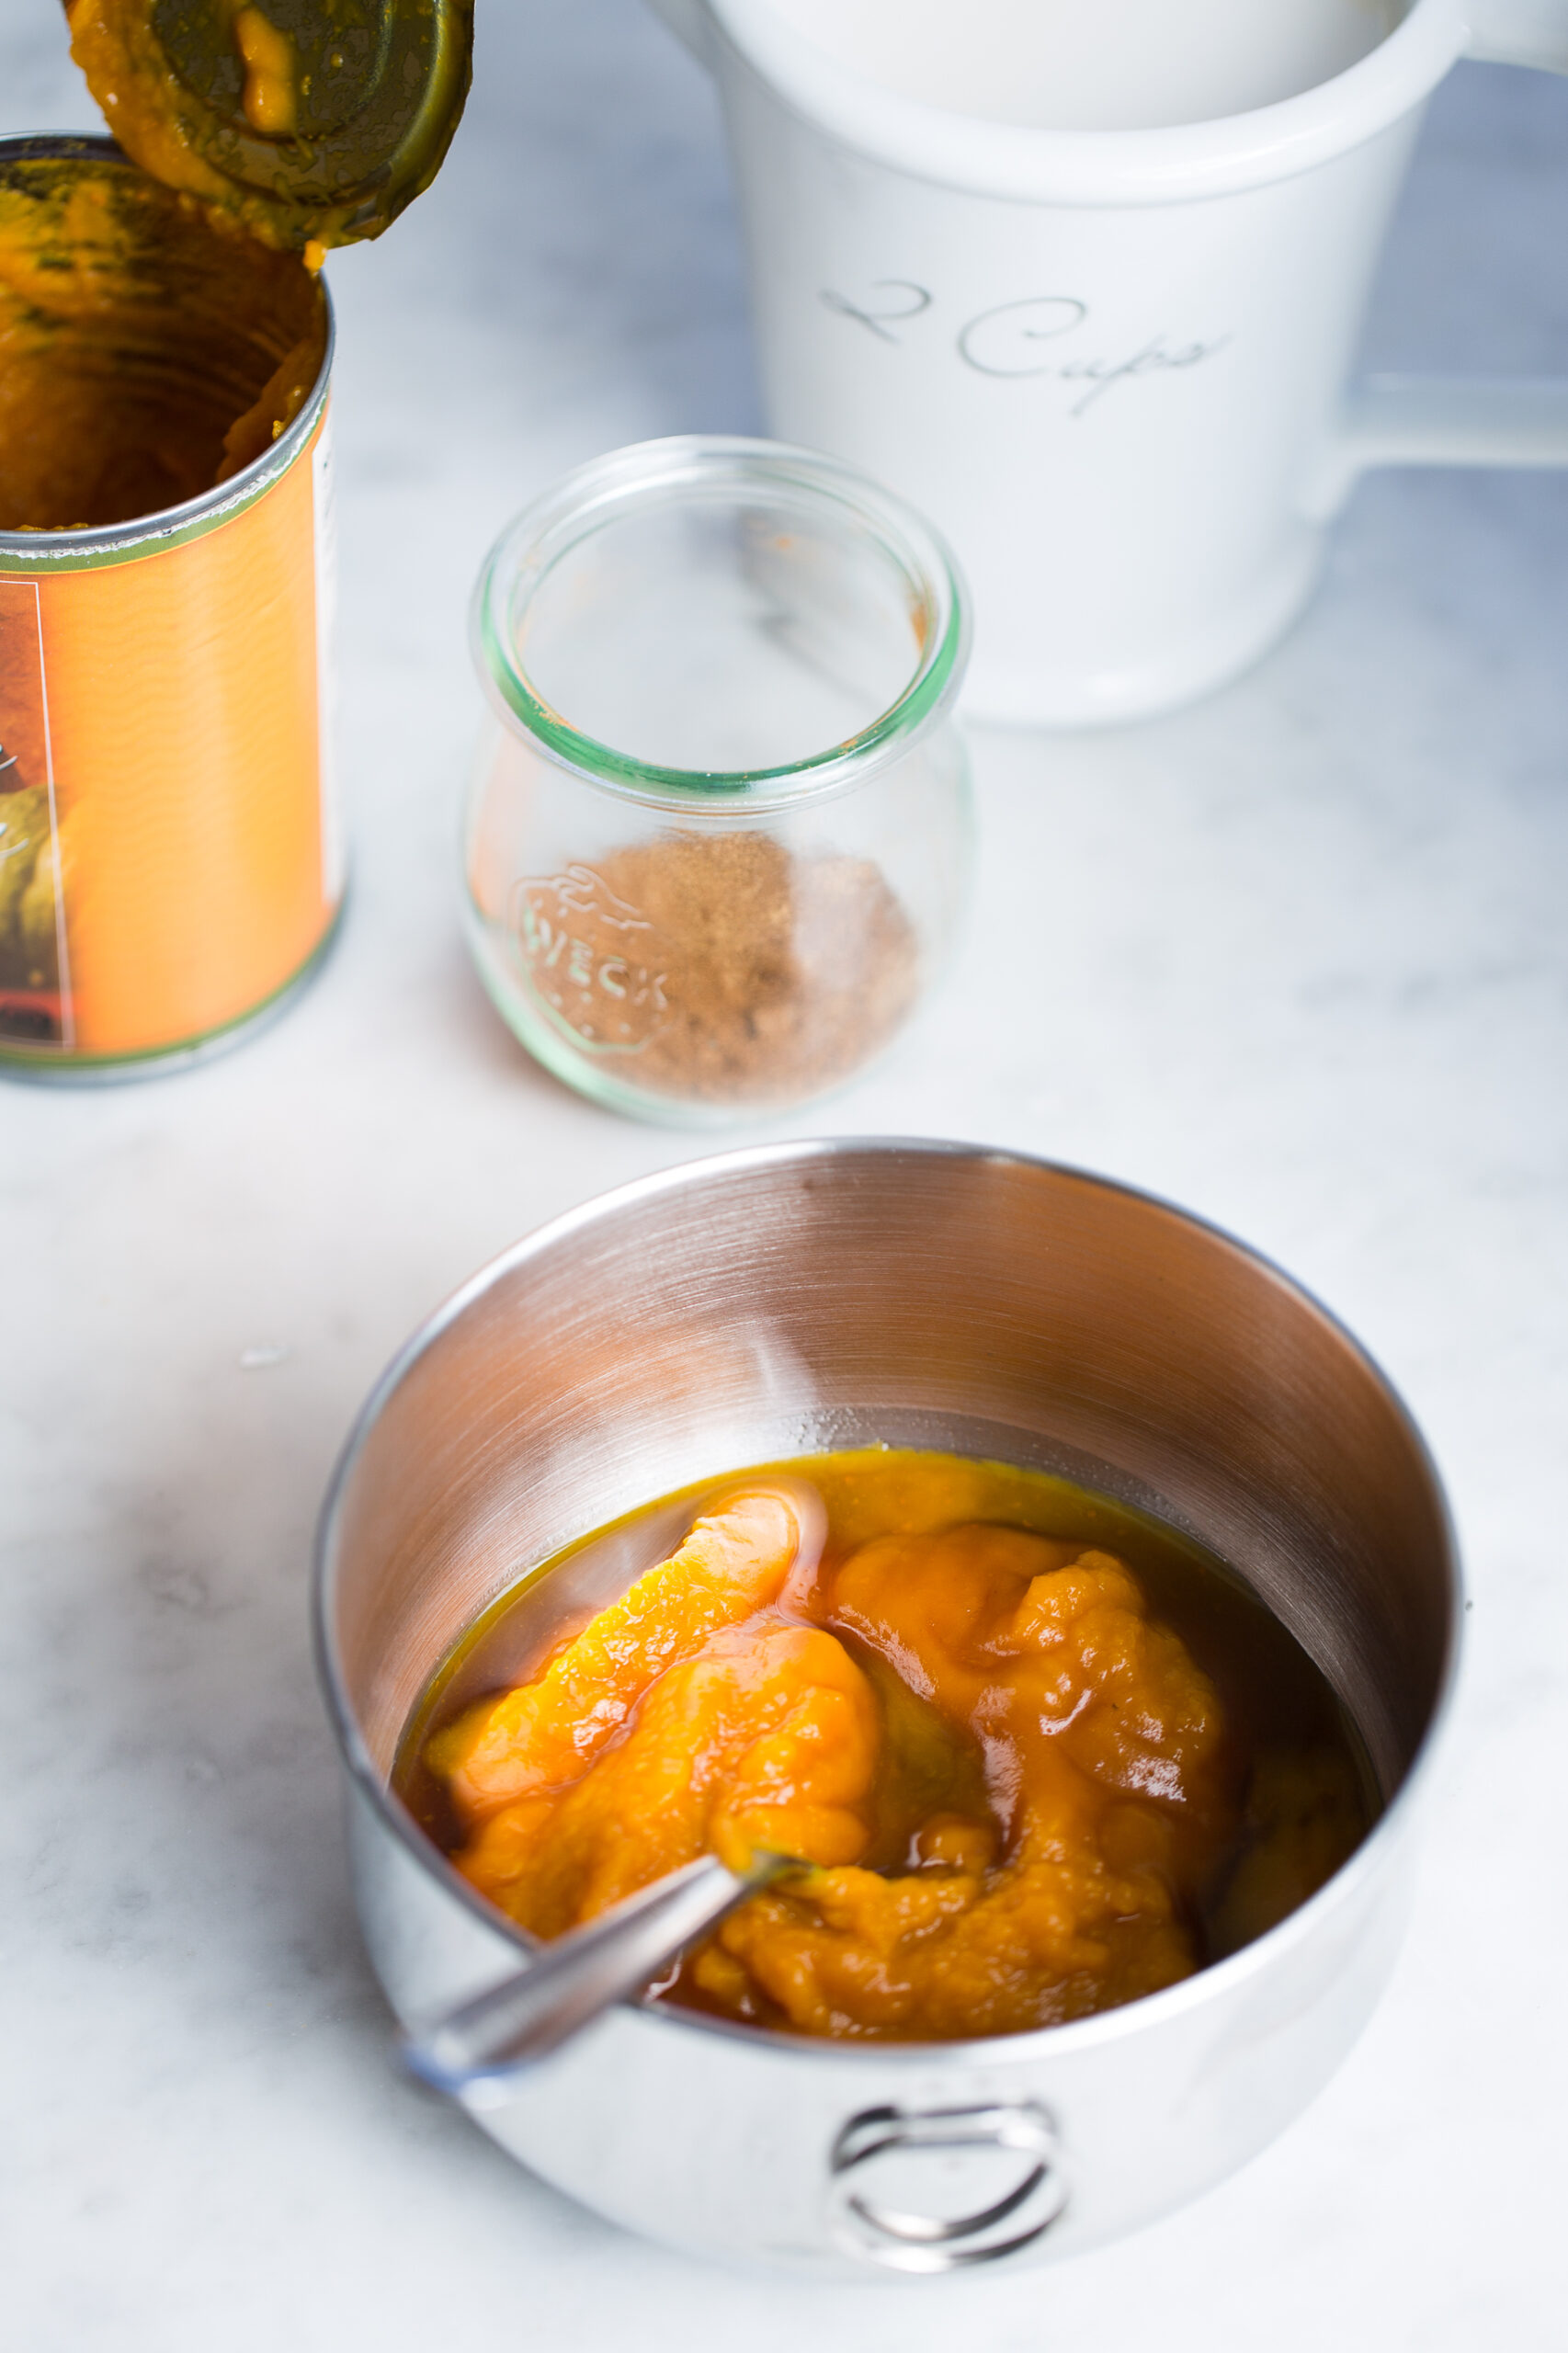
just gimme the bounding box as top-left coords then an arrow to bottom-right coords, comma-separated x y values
232,6 -> 301,140
423,1461 -> 1368,2041
67,0 -> 315,256
65,0 -> 474,265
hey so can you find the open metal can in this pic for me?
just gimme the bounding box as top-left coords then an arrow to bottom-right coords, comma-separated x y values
0,134 -> 340,1076
315,1139 -> 1460,2278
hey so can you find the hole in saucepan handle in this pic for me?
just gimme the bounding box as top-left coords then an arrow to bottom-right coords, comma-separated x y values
827,2102 -> 1070,2273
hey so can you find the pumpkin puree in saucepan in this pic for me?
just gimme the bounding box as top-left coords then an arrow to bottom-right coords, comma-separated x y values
421,1457 -> 1368,2041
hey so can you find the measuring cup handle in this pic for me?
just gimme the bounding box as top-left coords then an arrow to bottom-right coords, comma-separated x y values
1466,0 -> 1568,73
645,0 -> 712,63
1312,3 -> 1568,513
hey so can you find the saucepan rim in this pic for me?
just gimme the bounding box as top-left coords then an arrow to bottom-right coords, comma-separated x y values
312,1136 -> 1462,2067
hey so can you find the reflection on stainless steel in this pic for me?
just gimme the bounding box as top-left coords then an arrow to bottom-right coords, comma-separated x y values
314,1140 -> 1460,2278
403,1851 -> 790,2094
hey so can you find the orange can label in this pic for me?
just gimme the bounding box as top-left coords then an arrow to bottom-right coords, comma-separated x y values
0,404 -> 339,1066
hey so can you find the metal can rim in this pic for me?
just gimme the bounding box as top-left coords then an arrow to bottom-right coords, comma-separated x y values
0,131 -> 335,573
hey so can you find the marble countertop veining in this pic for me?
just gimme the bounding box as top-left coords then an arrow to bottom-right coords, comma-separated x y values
2,4 -> 1565,2346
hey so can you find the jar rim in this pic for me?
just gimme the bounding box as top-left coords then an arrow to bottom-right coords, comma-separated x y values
471,435 -> 971,808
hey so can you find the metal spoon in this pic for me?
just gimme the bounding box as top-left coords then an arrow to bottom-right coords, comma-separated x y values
403,1849 -> 795,2095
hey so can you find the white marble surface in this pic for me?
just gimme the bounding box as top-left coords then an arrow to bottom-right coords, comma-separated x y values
3,4 -> 1566,2344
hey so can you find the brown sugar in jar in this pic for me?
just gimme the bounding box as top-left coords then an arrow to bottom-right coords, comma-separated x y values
514,829 -> 920,1108
463,438 -> 974,1125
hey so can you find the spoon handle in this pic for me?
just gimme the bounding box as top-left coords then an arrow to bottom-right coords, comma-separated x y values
403,1850 -> 789,2093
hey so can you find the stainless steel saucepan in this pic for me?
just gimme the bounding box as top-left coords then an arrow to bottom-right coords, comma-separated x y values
313,1140 -> 1459,2277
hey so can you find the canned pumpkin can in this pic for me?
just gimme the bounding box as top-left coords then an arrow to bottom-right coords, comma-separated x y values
0,134 -> 341,1074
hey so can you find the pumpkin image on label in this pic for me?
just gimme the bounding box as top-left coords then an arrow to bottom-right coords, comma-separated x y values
0,581 -> 70,1049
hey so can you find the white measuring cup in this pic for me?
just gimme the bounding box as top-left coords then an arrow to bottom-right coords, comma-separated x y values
648,0 -> 1568,725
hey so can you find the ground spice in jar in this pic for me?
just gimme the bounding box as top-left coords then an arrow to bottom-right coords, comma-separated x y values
514,829 -> 919,1106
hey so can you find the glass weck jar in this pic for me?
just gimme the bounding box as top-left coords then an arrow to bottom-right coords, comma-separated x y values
463,437 -> 973,1125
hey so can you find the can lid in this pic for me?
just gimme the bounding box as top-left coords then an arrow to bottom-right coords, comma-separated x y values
66,0 -> 473,256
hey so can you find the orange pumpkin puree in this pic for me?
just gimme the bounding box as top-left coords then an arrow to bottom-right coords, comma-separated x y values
416,1452 -> 1369,2042
66,1 -> 312,255
64,1 -> 472,267
232,7 -> 300,139
0,153 -> 325,531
